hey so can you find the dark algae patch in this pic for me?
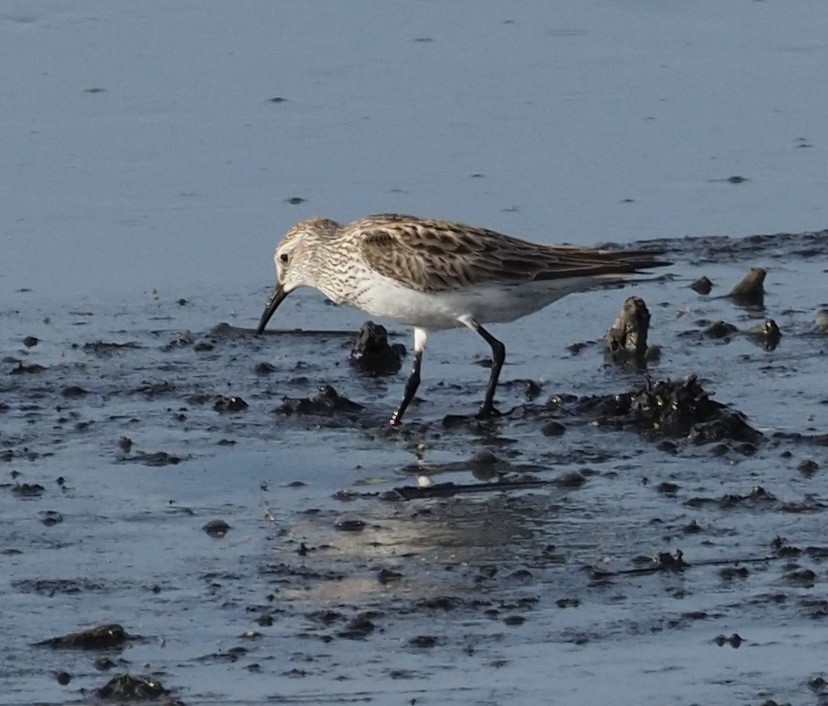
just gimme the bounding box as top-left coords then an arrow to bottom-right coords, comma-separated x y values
587,374 -> 763,444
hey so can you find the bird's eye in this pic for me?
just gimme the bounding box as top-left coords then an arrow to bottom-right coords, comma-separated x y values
279,253 -> 289,264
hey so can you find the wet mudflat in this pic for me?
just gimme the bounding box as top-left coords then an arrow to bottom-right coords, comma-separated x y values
2,232 -> 826,705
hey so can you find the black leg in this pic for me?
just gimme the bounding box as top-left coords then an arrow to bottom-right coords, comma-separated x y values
475,323 -> 506,418
390,349 -> 422,426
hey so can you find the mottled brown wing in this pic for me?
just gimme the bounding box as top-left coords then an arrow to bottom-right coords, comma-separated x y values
354,214 -> 664,293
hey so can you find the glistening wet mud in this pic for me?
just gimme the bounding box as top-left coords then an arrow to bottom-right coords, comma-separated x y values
2,231 -> 827,704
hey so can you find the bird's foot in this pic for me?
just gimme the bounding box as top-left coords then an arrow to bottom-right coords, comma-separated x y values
476,405 -> 502,420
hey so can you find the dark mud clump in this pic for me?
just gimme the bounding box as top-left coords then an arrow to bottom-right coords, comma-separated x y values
349,321 -> 406,376
13,578 -> 104,595
729,266 -> 766,307
704,320 -> 739,339
9,362 -> 47,375
714,633 -> 744,648
202,519 -> 231,538
382,476 -> 551,501
746,319 -> 782,351
334,515 -> 368,532
337,612 -> 380,639
213,395 -> 249,413
690,276 -> 713,295
121,450 -> 182,467
135,380 -> 175,397
279,385 -> 364,416
97,674 -> 179,703
11,482 -> 46,497
81,341 -> 141,357
61,385 -> 88,398
583,374 -> 763,444
35,623 -> 128,650
541,420 -> 566,437
603,296 -> 658,366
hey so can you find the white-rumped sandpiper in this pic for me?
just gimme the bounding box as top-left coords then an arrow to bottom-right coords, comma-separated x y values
257,214 -> 668,425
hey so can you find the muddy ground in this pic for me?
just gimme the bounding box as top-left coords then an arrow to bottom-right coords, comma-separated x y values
2,231 -> 827,705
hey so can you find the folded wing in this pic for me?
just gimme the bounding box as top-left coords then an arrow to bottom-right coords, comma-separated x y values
355,214 -> 667,293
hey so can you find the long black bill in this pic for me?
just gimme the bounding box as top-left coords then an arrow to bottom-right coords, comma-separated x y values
256,284 -> 289,334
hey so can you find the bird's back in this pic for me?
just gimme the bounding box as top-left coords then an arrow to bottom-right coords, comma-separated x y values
347,214 -> 667,293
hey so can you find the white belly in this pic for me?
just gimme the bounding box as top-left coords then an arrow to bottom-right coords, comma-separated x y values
339,273 -> 600,330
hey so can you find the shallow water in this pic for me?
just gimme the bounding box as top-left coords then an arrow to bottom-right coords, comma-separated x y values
2,232 -> 827,705
2,2 -> 828,704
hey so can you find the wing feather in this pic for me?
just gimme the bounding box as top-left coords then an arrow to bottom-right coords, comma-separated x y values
353,214 -> 665,293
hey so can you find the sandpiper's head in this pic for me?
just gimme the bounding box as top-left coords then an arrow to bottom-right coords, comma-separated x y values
256,218 -> 341,334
